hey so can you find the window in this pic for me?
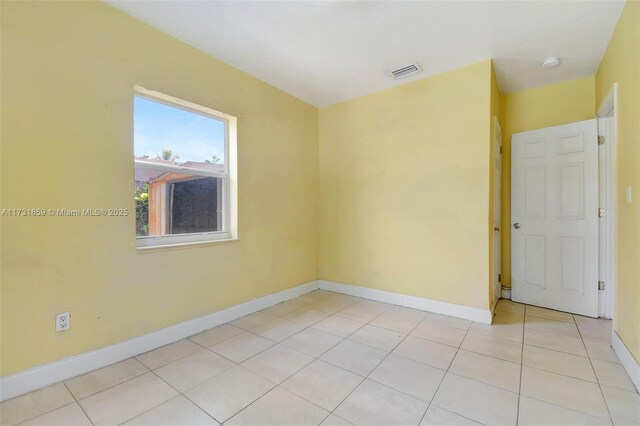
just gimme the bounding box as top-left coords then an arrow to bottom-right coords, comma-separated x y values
134,86 -> 237,248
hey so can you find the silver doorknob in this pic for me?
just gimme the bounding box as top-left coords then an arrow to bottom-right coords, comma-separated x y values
513,223 -> 521,229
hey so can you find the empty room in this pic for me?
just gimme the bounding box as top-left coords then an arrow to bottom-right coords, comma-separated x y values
1,0 -> 639,425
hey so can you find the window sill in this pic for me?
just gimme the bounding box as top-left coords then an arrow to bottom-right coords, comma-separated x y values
136,237 -> 239,253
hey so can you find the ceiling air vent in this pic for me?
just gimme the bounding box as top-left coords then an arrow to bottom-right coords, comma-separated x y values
390,63 -> 422,79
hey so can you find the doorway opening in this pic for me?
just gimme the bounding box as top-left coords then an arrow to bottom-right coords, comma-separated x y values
508,84 -> 617,319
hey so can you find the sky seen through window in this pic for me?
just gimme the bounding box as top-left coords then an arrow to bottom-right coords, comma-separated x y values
134,96 -> 225,166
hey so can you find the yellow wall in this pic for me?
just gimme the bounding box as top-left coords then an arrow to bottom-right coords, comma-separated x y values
0,1 -> 319,376
319,61 -> 493,310
595,0 -> 640,362
500,77 -> 596,286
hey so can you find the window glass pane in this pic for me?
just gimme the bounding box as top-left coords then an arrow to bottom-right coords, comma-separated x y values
134,96 -> 225,171
135,168 -> 223,237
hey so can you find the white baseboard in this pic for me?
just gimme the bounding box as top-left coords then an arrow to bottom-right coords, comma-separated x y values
318,280 -> 493,324
612,331 -> 640,392
501,287 -> 512,300
0,280 -> 319,402
490,297 -> 499,315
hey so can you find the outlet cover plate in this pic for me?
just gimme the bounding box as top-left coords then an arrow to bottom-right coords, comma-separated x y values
56,312 -> 70,332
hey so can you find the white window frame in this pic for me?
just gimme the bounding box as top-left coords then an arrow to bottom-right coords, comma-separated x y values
134,85 -> 238,249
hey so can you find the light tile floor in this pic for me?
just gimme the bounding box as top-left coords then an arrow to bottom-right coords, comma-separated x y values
2,291 -> 639,426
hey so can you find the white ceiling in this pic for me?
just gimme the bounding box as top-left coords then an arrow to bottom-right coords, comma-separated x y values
106,1 -> 625,107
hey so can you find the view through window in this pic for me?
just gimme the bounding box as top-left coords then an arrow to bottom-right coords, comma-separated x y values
134,93 -> 231,246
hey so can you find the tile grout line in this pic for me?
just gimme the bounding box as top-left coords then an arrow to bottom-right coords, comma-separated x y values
435,369 -> 522,398
183,295 -> 333,425
116,394 -> 210,426
74,367 -> 151,402
14,368 -> 153,425
188,324 -> 247,349
428,405 -> 490,426
284,296 -> 434,422
522,341 -> 590,358
111,293 -> 486,425
62,382 -> 96,426
321,292 -> 492,423
1,297 -> 516,424
322,305 -> 428,423
138,341 -> 217,370
455,339 -> 522,365
9,358 -> 153,425
12,401 -> 86,426
519,393 -> 617,422
0,296 -> 512,425
106,352 -> 227,424
134,297 -> 630,424
433,316 -> 520,426
514,316 -> 615,385
16,293 -> 630,426
286,295 -> 389,422
4,293 -> 412,425
519,363 -> 602,386
217,291 -> 373,425
416,316 -> 473,425
519,307 -> 622,423
416,313 -> 607,379
148,370 -> 223,426
94,292 -> 333,425
230,326 -> 356,420
573,312 -> 617,425
217,295 -> 346,423
526,306 -> 633,423
515,305 -> 526,425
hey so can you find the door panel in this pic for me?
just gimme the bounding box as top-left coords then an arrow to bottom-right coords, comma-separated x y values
559,163 -> 584,219
524,139 -> 545,158
525,167 -> 546,218
511,119 -> 598,317
524,235 -> 546,287
560,236 -> 585,293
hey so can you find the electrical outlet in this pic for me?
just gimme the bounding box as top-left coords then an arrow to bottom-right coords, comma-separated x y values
56,312 -> 70,332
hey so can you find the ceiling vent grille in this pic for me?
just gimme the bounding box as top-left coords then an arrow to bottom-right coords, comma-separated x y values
390,63 -> 422,79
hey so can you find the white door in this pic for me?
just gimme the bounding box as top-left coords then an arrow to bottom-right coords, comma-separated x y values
493,117 -> 503,304
511,119 -> 599,317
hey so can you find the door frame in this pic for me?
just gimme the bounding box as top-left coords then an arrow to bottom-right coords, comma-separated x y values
597,83 -> 618,320
493,116 -> 503,306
